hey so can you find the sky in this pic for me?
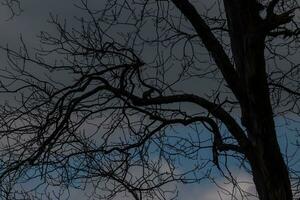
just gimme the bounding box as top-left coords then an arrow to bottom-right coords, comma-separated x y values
0,0 -> 299,200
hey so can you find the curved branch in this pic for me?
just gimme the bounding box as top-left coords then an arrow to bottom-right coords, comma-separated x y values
91,78 -> 250,150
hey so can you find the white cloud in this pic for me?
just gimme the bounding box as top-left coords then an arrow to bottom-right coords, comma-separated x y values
178,171 -> 258,200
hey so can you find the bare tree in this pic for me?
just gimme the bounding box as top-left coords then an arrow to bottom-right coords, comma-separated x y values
0,0 -> 300,199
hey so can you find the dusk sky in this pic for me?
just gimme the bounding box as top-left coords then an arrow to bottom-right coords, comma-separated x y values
0,1 -> 299,200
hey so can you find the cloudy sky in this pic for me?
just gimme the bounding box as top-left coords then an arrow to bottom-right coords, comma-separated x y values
1,0 -> 298,200
0,1 -> 264,199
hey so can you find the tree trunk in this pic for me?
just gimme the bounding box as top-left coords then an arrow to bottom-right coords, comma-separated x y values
223,1 -> 293,199
247,135 -> 292,200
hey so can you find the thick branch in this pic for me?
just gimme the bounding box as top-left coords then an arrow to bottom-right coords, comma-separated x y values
266,0 -> 280,17
98,81 -> 250,150
170,0 -> 243,101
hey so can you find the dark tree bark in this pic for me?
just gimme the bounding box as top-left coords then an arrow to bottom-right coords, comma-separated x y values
224,1 -> 292,199
172,0 -> 295,199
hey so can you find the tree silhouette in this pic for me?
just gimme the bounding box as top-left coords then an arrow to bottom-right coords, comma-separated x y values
0,0 -> 299,199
